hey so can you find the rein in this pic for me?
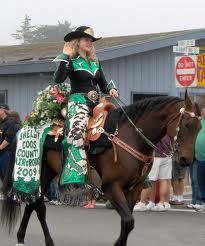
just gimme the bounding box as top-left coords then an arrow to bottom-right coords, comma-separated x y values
113,97 -> 161,151
113,97 -> 170,157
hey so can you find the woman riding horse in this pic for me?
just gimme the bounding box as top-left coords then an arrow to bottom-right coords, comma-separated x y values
53,26 -> 118,199
1,93 -> 201,246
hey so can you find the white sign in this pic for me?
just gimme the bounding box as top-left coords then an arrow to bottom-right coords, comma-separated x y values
173,46 -> 187,53
186,47 -> 200,54
178,39 -> 195,47
173,46 -> 199,54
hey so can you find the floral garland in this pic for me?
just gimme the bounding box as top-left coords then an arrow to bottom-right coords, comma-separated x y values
24,84 -> 70,128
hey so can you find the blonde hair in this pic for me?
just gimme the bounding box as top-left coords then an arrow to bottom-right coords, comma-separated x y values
69,39 -> 98,63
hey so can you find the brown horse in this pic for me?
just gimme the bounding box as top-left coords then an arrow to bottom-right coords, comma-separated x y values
1,94 -> 201,246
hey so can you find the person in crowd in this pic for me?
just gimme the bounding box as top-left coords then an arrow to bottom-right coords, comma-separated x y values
83,193 -> 96,209
187,159 -> 203,209
170,160 -> 186,205
9,111 -> 22,126
193,100 -> 205,210
184,100 -> 203,209
0,105 -> 21,181
48,178 -> 62,205
134,135 -> 172,212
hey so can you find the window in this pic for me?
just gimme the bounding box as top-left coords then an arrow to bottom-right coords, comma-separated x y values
0,90 -> 8,104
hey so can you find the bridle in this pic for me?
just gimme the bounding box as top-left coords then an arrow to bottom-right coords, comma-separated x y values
172,107 -> 201,154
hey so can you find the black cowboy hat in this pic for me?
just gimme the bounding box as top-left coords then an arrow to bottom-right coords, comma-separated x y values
64,26 -> 101,42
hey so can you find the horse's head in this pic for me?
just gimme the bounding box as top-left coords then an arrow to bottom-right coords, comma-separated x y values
167,92 -> 201,167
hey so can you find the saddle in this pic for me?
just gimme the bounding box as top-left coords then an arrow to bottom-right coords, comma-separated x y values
48,97 -> 116,144
85,97 -> 116,145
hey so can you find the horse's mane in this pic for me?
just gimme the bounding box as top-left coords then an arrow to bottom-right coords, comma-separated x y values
110,96 -> 183,124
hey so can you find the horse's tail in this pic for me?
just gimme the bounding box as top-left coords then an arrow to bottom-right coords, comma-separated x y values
1,143 -> 21,233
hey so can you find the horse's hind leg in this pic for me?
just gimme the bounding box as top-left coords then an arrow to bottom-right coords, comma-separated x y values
102,183 -> 134,246
35,198 -> 54,246
16,204 -> 35,245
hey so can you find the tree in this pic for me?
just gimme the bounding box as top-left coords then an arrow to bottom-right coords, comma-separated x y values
11,14 -> 36,44
12,18 -> 74,44
30,21 -> 74,43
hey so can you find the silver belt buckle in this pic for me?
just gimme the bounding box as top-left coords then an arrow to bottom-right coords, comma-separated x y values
87,90 -> 99,102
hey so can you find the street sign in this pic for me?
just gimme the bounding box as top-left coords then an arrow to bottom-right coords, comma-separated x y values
175,56 -> 197,87
173,46 -> 199,54
186,47 -> 200,54
178,39 -> 195,47
173,46 -> 187,53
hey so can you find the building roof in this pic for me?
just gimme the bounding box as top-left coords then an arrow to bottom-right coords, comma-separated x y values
0,31 -> 174,64
1,28 -> 205,65
1,28 -> 205,78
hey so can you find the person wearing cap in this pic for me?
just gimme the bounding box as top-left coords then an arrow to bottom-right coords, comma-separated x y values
0,104 -> 21,181
53,26 -> 118,207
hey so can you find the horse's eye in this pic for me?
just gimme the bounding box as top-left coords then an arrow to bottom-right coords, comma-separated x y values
185,123 -> 189,128
184,122 -> 190,129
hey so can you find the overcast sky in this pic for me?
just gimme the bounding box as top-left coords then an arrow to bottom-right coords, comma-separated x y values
1,0 -> 205,45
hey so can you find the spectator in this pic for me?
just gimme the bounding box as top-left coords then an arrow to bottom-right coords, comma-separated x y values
186,100 -> 203,209
187,160 -> 202,209
134,135 -> 172,212
0,105 -> 21,181
9,111 -> 22,125
83,168 -> 98,209
194,101 -> 205,209
48,178 -> 61,205
170,160 -> 186,205
83,195 -> 96,209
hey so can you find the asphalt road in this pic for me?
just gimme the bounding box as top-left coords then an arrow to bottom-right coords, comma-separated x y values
0,204 -> 205,246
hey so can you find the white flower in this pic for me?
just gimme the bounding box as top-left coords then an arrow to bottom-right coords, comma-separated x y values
40,120 -> 45,125
45,85 -> 51,91
45,111 -> 49,117
46,94 -> 51,100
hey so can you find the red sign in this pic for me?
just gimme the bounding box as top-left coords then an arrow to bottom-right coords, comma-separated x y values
175,56 -> 197,87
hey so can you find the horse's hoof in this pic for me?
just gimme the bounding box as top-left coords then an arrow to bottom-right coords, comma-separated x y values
106,200 -> 114,209
16,244 -> 25,246
114,240 -> 121,246
46,240 -> 55,246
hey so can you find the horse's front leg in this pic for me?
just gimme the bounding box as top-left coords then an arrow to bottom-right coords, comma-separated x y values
16,203 -> 35,246
102,182 -> 134,246
34,198 -> 54,246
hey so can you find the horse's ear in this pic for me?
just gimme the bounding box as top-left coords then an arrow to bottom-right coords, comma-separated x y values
184,89 -> 193,109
